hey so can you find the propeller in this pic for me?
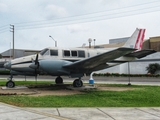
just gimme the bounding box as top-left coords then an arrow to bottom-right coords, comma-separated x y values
34,54 -> 39,81
30,54 -> 39,82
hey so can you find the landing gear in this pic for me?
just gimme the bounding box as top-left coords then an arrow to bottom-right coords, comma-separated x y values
73,79 -> 83,87
6,81 -> 15,88
6,75 -> 15,88
55,76 -> 63,84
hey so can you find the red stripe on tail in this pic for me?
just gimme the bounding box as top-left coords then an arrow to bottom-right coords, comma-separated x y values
139,29 -> 145,50
134,29 -> 145,50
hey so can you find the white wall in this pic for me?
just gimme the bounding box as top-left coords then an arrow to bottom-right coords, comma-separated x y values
97,52 -> 160,74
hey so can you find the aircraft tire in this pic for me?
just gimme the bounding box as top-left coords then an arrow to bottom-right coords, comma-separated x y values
55,76 -> 63,84
73,79 -> 83,87
6,81 -> 15,88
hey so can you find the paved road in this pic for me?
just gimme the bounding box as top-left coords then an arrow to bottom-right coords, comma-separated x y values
1,75 -> 160,86
1,76 -> 160,119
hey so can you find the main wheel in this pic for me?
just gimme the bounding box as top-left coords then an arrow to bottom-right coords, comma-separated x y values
55,76 -> 63,84
73,79 -> 83,87
6,81 -> 15,88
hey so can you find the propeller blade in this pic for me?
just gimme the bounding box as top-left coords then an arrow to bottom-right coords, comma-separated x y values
29,54 -> 39,69
35,54 -> 39,65
34,54 -> 39,82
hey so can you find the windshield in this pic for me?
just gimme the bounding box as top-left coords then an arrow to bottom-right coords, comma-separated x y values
39,48 -> 49,55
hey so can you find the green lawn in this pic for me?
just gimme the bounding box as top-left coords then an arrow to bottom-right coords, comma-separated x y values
0,81 -> 160,107
0,79 -> 54,86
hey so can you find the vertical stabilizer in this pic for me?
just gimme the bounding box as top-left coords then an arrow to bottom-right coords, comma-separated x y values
123,28 -> 146,50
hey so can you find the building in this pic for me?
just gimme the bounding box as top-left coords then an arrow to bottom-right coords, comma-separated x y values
0,49 -> 40,68
1,49 -> 40,59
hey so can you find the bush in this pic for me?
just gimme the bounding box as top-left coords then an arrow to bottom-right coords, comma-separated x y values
0,70 -> 10,75
146,63 -> 160,74
93,72 -> 160,77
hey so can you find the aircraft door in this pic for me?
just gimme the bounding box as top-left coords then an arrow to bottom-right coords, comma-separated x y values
87,49 -> 97,58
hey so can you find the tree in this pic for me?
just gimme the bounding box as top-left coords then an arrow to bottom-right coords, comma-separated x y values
146,63 -> 160,74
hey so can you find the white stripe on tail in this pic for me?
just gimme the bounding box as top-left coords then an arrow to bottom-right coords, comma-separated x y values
123,28 -> 146,50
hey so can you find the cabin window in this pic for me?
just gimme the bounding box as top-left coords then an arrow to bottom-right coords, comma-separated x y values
63,50 -> 70,56
50,50 -> 58,56
78,50 -> 85,57
71,51 -> 77,57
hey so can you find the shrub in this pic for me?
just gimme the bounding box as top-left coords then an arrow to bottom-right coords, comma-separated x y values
146,63 -> 160,74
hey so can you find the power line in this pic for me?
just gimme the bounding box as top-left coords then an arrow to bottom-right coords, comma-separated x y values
1,0 -> 160,32
0,29 -> 9,33
14,0 -> 160,26
0,25 -> 9,33
0,24 -> 9,29
15,4 -> 160,30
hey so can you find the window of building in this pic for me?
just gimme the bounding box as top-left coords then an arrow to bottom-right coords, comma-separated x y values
63,50 -> 70,57
50,50 -> 58,56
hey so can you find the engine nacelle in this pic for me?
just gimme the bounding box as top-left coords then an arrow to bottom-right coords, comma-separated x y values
39,59 -> 72,76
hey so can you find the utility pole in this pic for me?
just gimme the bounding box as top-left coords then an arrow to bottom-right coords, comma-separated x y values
93,39 -> 96,48
10,25 -> 14,59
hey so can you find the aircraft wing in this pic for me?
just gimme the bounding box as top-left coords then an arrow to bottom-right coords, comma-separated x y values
63,47 -> 136,72
125,49 -> 156,58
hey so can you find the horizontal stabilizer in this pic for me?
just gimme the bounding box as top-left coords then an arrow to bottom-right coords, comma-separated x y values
125,49 -> 156,58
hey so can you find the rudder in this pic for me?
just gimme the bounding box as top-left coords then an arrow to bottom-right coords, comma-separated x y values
123,28 -> 146,50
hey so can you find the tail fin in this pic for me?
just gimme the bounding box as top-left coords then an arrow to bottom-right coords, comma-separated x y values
123,28 -> 146,50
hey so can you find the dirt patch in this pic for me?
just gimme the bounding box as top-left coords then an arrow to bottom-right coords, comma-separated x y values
0,84 -> 134,96
30,89 -> 83,96
98,87 -> 134,91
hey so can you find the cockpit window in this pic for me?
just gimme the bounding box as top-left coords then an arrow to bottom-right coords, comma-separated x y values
50,50 -> 58,56
39,48 -> 49,55
43,50 -> 50,55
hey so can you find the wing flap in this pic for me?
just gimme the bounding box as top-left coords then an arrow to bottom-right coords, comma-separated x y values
125,49 -> 156,58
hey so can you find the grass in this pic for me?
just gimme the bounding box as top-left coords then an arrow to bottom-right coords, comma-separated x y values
0,79 -> 54,86
0,81 -> 160,107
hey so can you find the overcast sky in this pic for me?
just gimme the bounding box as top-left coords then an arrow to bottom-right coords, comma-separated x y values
0,0 -> 160,53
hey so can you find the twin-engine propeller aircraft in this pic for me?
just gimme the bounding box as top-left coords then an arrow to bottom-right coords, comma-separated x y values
4,28 -> 156,88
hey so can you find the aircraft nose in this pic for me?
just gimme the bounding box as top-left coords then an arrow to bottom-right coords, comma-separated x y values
4,61 -> 11,69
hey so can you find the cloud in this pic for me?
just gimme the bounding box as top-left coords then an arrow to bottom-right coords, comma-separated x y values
45,4 -> 68,19
1,0 -> 160,53
0,3 -> 8,12
67,24 -> 89,33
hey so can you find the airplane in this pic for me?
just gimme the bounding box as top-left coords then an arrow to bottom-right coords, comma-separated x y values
4,28 -> 156,88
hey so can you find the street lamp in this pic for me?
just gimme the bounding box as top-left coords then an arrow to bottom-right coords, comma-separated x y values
93,39 -> 96,48
88,38 -> 92,48
49,35 -> 57,47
